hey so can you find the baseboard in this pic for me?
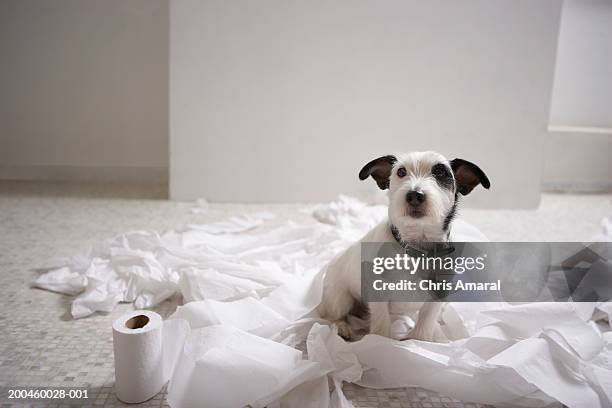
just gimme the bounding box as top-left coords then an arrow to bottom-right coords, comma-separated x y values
548,125 -> 612,135
0,164 -> 168,185
542,182 -> 612,194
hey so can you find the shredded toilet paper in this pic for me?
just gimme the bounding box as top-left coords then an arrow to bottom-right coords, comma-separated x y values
33,198 -> 612,407
593,217 -> 612,242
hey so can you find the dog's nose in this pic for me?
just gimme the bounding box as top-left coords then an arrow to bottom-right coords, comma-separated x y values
406,190 -> 425,208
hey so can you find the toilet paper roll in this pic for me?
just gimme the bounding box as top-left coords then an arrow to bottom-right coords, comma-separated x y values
113,310 -> 165,403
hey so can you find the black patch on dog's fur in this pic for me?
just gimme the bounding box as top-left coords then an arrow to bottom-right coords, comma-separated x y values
443,194 -> 458,231
431,163 -> 454,190
350,300 -> 369,320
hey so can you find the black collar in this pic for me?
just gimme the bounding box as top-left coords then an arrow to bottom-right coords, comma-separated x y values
390,224 -> 455,257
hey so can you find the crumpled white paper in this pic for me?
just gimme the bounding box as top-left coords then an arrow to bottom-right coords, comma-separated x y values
593,217 -> 612,242
34,199 -> 612,407
165,323 -> 322,408
33,211 -> 340,318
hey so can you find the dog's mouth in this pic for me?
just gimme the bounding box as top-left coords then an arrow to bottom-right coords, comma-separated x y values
409,210 -> 425,219
404,207 -> 426,219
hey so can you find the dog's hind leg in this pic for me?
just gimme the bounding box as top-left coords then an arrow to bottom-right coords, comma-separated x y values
317,286 -> 355,339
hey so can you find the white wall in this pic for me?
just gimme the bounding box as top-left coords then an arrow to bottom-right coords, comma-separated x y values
543,0 -> 612,193
549,0 -> 612,129
543,131 -> 612,192
170,0 -> 562,207
0,0 -> 169,183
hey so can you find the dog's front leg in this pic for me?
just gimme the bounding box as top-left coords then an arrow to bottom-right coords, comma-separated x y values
409,302 -> 443,341
368,302 -> 391,337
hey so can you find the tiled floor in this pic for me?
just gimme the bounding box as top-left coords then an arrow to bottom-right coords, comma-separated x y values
0,181 -> 610,407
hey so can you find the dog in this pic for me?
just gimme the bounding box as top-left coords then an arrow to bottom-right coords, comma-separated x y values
317,151 -> 490,341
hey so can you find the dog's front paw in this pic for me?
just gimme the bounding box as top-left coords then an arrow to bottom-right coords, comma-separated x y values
407,325 -> 436,342
333,320 -> 354,339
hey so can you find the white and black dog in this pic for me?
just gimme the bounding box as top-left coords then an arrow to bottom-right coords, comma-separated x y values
318,151 -> 490,341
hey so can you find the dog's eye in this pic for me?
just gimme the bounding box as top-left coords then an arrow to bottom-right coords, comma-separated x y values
397,167 -> 407,178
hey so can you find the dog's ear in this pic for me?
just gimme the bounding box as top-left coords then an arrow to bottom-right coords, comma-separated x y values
450,158 -> 490,195
359,155 -> 397,190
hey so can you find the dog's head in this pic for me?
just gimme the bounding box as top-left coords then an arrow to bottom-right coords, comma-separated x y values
359,151 -> 490,241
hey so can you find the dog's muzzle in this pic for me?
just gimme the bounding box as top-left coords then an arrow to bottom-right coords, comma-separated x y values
406,190 -> 425,208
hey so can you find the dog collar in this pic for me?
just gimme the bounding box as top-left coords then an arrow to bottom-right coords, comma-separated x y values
390,224 -> 455,257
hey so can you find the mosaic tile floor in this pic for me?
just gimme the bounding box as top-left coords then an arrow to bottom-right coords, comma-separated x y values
0,181 -> 609,407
